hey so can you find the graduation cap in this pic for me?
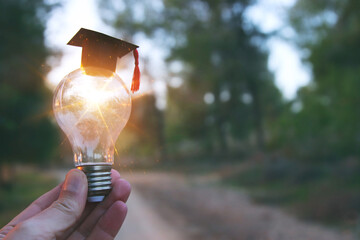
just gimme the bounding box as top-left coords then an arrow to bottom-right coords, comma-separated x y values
68,28 -> 140,93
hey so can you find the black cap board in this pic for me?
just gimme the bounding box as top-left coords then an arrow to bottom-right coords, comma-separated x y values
67,28 -> 139,73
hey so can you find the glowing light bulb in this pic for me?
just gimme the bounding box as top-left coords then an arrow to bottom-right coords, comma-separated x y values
53,67 -> 131,202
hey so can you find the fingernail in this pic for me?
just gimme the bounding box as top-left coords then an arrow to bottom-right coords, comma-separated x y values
63,170 -> 83,193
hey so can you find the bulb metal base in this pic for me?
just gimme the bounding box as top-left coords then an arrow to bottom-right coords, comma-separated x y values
77,164 -> 112,202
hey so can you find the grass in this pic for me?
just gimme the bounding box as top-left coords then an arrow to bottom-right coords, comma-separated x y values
222,160 -> 360,228
0,171 -> 58,227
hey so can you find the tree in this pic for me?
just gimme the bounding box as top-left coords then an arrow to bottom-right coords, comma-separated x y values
278,0 -> 360,161
101,0 -> 283,159
0,0 -> 59,184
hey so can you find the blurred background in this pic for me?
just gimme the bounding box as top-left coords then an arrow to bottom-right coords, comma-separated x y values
1,0 -> 360,239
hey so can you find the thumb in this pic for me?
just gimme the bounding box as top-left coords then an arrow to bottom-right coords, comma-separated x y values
26,169 -> 87,237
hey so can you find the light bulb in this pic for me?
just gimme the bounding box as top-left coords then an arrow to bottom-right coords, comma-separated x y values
53,67 -> 131,202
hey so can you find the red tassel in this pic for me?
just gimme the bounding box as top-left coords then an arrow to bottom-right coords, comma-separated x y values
131,49 -> 140,93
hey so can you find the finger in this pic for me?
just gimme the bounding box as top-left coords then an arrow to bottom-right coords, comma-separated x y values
4,182 -> 63,228
71,169 -> 121,223
87,201 -> 127,240
4,170 -> 87,240
35,170 -> 88,235
67,177 -> 131,239
65,169 -> 121,227
58,169 -> 123,240
111,169 -> 121,182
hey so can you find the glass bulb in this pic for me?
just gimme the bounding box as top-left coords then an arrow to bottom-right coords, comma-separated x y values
53,67 -> 131,202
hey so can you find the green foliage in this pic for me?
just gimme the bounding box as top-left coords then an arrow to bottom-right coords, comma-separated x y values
223,159 -> 360,225
103,0 -> 360,166
0,0 -> 59,165
272,0 -> 360,162
102,0 -> 283,159
116,95 -> 165,163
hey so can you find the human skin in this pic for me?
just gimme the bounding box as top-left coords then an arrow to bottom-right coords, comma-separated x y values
0,169 -> 131,240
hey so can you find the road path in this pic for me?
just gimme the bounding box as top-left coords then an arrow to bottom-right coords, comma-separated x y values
114,172 -> 355,240
115,188 -> 183,240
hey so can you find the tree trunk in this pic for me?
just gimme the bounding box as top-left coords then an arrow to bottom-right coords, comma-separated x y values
213,86 -> 229,157
0,162 -> 14,191
248,81 -> 265,151
156,108 -> 167,162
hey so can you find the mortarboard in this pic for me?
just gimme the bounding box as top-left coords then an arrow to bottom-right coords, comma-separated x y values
68,28 -> 140,93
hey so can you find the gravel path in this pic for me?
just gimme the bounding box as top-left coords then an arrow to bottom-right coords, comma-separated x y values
115,172 -> 355,240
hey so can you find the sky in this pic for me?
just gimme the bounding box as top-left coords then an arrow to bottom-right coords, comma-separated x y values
45,0 -> 310,103
246,0 -> 311,99
45,0 -> 112,88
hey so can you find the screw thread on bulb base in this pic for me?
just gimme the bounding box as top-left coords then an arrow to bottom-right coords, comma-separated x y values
77,164 -> 112,202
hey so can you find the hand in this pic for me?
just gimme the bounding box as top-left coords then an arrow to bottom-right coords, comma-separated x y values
0,169 -> 131,240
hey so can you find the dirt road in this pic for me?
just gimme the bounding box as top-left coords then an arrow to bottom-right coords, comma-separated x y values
115,172 -> 355,240
115,188 -> 183,240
